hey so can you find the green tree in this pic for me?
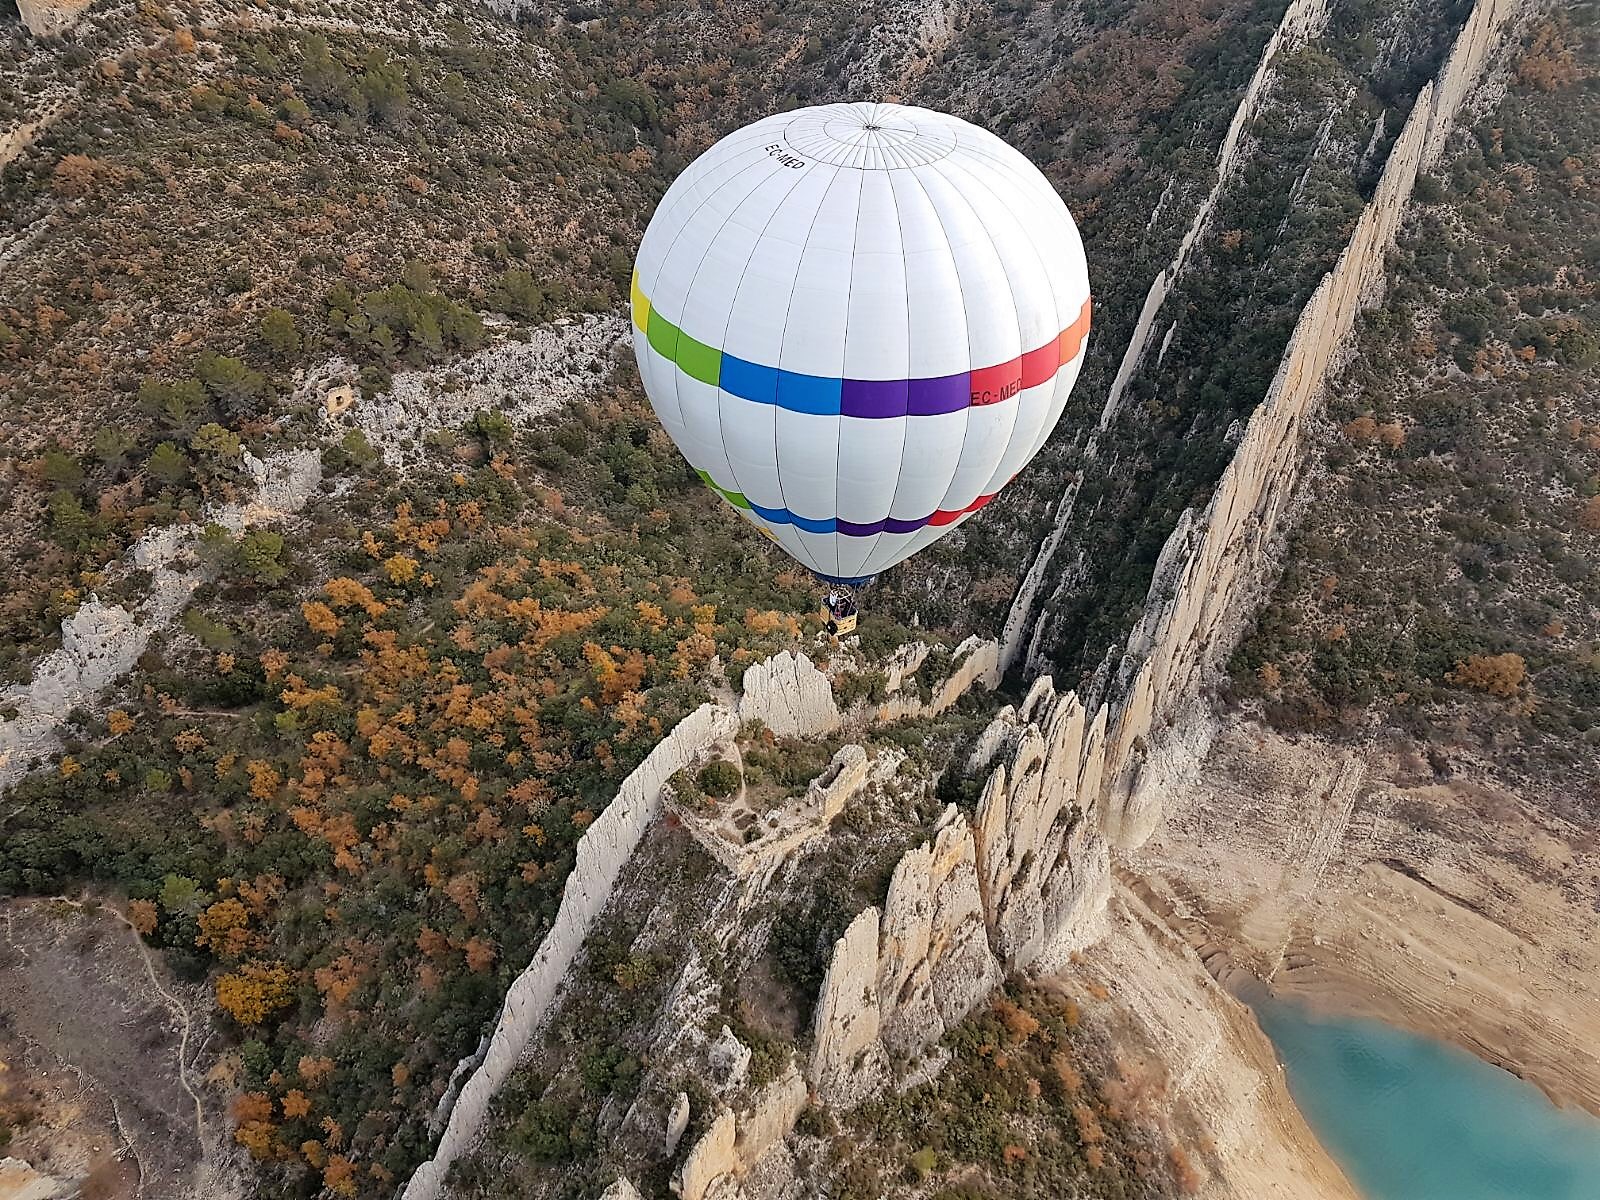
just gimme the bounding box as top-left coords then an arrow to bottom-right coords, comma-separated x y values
147,442 -> 190,487
138,376 -> 209,435
92,426 -> 135,472
48,491 -> 97,549
192,422 -> 244,459
357,49 -> 408,122
472,409 -> 513,446
236,530 -> 288,585
259,308 -> 301,358
493,269 -> 546,320
301,34 -> 350,107
195,353 -> 268,418
39,449 -> 82,488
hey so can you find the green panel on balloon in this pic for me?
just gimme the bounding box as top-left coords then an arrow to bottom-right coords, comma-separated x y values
646,309 -> 680,359
675,334 -> 722,386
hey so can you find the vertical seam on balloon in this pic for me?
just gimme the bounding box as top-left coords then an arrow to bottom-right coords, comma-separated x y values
876,161 -> 967,577
663,157 -> 812,533
853,168 -> 916,579
641,150 -> 784,463
934,145 -> 1062,498
923,149 -> 1027,530
766,164 -> 852,578
645,119 -> 790,243
936,132 -> 1089,470
707,164 -> 840,568
829,172 -> 869,582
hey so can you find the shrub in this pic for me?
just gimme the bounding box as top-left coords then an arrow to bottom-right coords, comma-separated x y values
697,759 -> 740,798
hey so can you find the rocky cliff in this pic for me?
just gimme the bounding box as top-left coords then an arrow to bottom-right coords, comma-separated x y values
799,0 -> 1523,1156
1092,0 -> 1523,849
0,450 -> 321,789
402,701 -> 741,1200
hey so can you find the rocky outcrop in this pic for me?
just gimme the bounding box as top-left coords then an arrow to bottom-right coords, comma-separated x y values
999,0 -> 1334,674
875,635 -> 1001,722
600,1179 -> 646,1200
15,0 -> 92,37
810,679 -> 1110,1097
808,744 -> 868,821
674,1109 -> 737,1200
1094,0 -> 1522,849
0,450 -> 321,791
402,702 -> 740,1200
876,808 -> 1001,1057
738,650 -> 842,738
0,1157 -> 77,1200
333,315 -> 626,471
1100,0 -> 1333,429
673,1066 -> 808,1200
807,908 -> 883,1104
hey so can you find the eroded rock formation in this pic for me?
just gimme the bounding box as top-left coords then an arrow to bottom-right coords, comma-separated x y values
738,650 -> 842,737
810,678 -> 1111,1099
672,1067 -> 808,1200
0,450 -> 322,790
15,0 -> 92,37
1094,0 -> 1523,849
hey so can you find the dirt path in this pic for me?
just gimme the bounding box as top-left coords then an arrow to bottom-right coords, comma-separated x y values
0,899 -> 239,1200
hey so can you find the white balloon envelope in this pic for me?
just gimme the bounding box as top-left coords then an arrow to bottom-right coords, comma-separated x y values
632,101 -> 1091,585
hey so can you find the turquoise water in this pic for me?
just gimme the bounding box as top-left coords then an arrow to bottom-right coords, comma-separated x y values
1254,998 -> 1600,1200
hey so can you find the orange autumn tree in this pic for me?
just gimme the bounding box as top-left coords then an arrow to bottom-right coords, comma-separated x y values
216,959 -> 295,1026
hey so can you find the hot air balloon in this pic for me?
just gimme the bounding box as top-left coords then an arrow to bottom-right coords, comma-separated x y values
631,101 -> 1091,610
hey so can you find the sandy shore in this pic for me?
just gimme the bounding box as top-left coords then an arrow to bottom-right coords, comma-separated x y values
1124,720 -> 1600,1117
1066,882 -> 1361,1200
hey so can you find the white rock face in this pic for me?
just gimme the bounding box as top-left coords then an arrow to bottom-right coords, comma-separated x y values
673,1108 -> 737,1200
738,651 -> 841,738
708,1024 -> 753,1093
403,702 -> 740,1200
664,1092 -> 692,1158
332,315 -> 627,470
672,1066 -> 807,1200
0,1156 -> 76,1200
875,635 -> 1001,723
600,1180 -> 646,1200
0,450 -> 322,791
15,0 -> 91,36
877,809 -> 1001,1056
807,907 -> 883,1103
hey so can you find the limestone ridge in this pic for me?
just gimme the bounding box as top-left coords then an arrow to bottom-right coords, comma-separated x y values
0,450 -> 322,790
1000,0 -> 1335,674
1091,0 -> 1527,850
1100,0 -> 1335,430
798,0 -> 1523,1157
402,643 -> 1003,1199
402,702 -> 741,1200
